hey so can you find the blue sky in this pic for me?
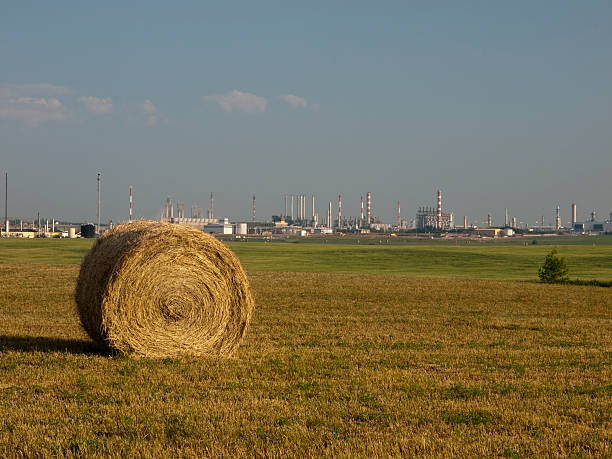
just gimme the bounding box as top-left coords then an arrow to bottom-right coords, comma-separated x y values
1,2 -> 611,226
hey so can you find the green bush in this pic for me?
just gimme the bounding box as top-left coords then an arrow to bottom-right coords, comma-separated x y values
538,248 -> 569,283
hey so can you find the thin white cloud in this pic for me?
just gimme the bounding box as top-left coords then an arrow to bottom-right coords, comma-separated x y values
0,83 -> 72,97
142,99 -> 160,126
0,97 -> 70,127
79,96 -> 113,114
143,99 -> 157,114
281,94 -> 308,108
204,90 -> 267,114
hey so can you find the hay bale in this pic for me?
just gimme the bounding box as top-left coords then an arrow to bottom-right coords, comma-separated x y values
75,221 -> 254,357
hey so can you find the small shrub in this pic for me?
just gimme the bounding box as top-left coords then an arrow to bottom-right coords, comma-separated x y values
538,248 -> 569,283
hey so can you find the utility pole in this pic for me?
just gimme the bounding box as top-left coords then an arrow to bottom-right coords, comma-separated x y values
97,173 -> 101,236
4,172 -> 7,234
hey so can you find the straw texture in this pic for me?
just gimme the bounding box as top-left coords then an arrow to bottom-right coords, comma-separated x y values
75,221 -> 254,357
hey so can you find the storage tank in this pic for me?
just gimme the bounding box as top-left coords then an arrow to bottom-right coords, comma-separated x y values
502,228 -> 514,237
236,223 -> 248,235
69,227 -> 76,238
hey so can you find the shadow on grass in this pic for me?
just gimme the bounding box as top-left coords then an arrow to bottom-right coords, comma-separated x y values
0,335 -> 113,356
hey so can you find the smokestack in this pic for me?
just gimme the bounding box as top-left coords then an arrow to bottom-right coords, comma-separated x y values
129,185 -> 133,222
512,216 -> 517,228
338,195 -> 342,229
505,208 -> 508,227
571,203 -> 577,225
328,201 -> 332,228
360,196 -> 364,223
52,218 -> 55,233
301,195 -> 304,221
37,212 -> 40,235
541,215 -> 545,227
4,172 -> 7,234
487,214 -> 492,227
464,215 -> 467,229
437,190 -> 442,227
556,206 -> 561,230
97,173 -> 101,235
284,195 -> 287,218
367,192 -> 371,225
290,195 -> 294,220
398,201 -> 401,228
252,194 -> 256,222
210,192 -> 214,220
311,195 -> 315,221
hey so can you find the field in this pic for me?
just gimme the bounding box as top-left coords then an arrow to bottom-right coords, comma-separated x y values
0,237 -> 611,456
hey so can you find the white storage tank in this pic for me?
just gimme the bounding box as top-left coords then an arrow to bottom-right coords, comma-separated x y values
69,227 -> 77,238
236,223 -> 248,235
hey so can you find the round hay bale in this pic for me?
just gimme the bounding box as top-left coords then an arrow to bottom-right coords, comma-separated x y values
75,221 -> 254,357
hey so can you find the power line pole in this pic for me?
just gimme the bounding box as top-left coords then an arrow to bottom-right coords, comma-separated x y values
4,172 -> 7,234
97,173 -> 101,236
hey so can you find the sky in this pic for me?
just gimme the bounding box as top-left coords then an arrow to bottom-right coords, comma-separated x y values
1,1 -> 611,226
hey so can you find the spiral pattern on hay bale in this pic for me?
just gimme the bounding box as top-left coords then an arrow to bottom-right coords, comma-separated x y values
75,221 -> 253,357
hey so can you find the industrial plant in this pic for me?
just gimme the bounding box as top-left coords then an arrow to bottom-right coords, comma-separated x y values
2,172 -> 612,239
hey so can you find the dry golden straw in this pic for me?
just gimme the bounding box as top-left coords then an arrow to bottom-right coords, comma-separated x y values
75,221 -> 254,357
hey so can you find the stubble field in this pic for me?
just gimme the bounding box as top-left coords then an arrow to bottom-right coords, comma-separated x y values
0,238 -> 610,457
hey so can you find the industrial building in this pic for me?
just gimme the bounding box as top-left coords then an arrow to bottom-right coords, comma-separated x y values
203,220 -> 233,235
573,209 -> 612,234
416,191 -> 454,231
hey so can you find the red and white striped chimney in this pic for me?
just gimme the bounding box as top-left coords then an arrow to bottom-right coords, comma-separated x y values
437,190 -> 442,226
338,195 -> 342,228
367,192 -> 371,224
129,185 -> 133,221
360,196 -> 364,221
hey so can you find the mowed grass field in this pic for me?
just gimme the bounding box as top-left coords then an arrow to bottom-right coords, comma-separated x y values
0,237 -> 611,456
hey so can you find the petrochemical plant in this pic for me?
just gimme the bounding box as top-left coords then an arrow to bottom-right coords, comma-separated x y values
2,172 -> 612,238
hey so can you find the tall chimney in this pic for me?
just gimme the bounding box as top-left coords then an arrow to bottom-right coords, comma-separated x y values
437,190 -> 442,228
338,195 -> 342,229
290,195 -> 294,221
398,201 -> 401,228
328,201 -> 332,228
311,195 -> 315,221
367,192 -> 371,225
487,214 -> 492,227
210,192 -> 214,220
505,208 -> 508,227
4,172 -> 7,234
360,196 -> 364,223
556,206 -> 561,230
284,194 -> 287,218
252,194 -> 256,222
97,173 -> 101,235
464,215 -> 467,229
129,185 -> 133,222
571,203 -> 577,225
